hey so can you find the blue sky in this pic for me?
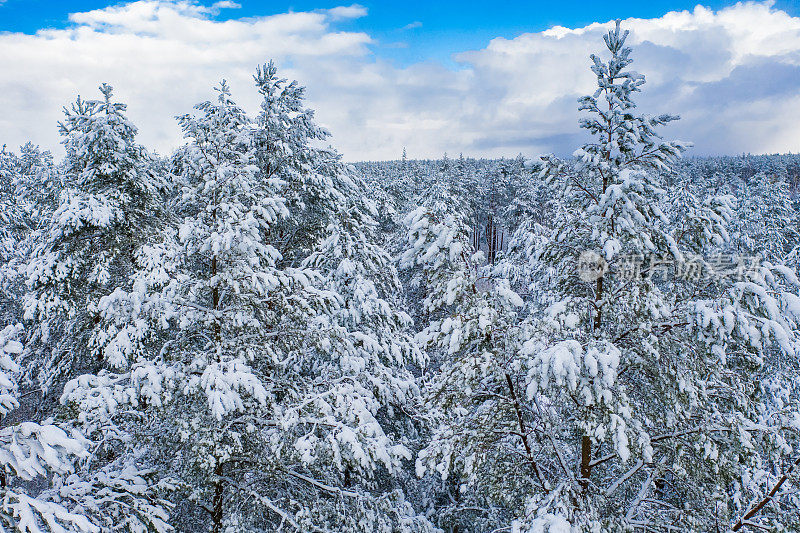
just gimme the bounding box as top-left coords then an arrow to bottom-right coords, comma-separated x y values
1,1 -> 799,160
4,0 -> 799,66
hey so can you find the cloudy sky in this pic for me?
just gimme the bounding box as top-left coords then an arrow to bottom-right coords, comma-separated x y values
1,0 -> 799,161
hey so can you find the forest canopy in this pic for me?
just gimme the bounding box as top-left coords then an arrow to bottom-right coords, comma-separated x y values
0,21 -> 799,533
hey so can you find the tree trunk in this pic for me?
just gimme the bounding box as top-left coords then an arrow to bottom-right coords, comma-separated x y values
594,276 -> 603,330
212,255 -> 220,341
211,462 -> 224,533
505,372 -> 545,487
580,435 -> 592,491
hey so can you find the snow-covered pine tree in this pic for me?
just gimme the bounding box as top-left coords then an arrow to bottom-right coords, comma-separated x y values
14,142 -> 62,230
23,84 -> 159,393
0,319 -> 171,533
0,143 -> 61,327
497,155 -> 562,300
252,61 -> 346,261
0,147 -> 21,251
0,323 -> 97,532
732,172 -> 799,264
14,86 -> 173,533
66,67 -> 434,532
0,148 -> 23,326
523,21 -> 800,531
248,65 -> 432,529
411,21 -> 800,532
301,174 -> 433,531
401,176 -> 531,531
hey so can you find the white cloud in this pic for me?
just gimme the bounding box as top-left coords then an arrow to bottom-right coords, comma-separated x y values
449,2 -> 800,156
0,1 -> 799,161
211,1 -> 240,9
0,1 -> 371,157
402,21 -> 422,30
325,4 -> 367,21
